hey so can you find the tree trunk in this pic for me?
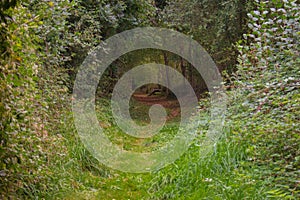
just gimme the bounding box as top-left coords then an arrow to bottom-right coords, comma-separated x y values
188,65 -> 194,90
180,57 -> 186,83
163,51 -> 170,97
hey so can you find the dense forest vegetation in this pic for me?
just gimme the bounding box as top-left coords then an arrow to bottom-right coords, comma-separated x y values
1,0 -> 299,199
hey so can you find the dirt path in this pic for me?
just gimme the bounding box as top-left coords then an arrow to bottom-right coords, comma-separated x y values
132,93 -> 181,120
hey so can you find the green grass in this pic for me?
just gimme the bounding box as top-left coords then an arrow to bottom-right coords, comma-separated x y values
33,97 -> 275,200
148,135 -> 268,200
96,98 -> 180,153
9,92 -> 297,199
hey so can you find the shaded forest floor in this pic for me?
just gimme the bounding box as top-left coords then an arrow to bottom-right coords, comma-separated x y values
132,93 -> 181,121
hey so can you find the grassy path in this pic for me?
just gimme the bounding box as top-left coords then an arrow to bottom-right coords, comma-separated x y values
53,95 -> 269,200
60,96 -> 181,199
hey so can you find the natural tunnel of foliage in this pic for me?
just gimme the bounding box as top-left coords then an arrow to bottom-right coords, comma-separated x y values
0,0 -> 299,199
